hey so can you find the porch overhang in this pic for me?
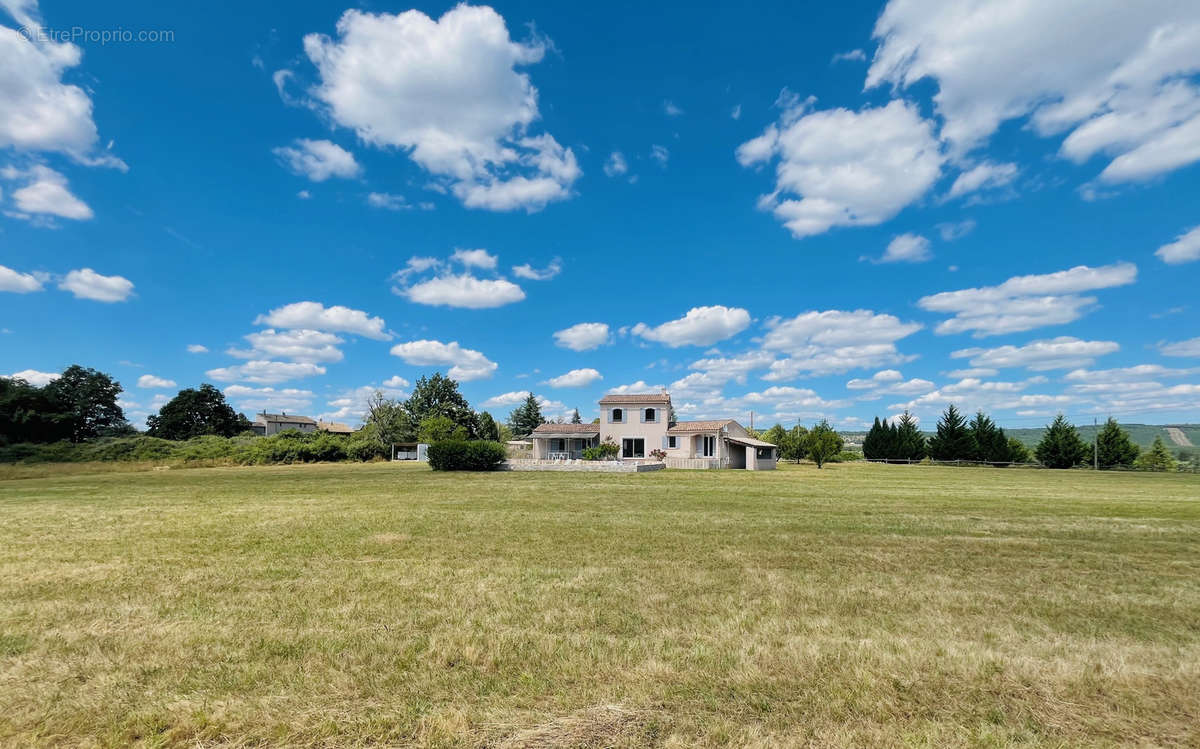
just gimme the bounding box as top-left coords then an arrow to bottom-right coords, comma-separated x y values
533,430 -> 600,440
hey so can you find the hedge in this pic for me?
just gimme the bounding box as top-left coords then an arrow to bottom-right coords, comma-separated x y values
426,440 -> 507,471
0,429 -> 390,466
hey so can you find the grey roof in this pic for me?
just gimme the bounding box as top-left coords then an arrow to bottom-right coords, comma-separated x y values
728,435 -> 778,449
256,412 -> 316,425
598,393 -> 672,405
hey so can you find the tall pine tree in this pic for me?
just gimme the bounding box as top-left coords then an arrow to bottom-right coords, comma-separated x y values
1034,414 -> 1090,468
927,404 -> 976,460
967,411 -> 1011,462
894,411 -> 926,460
1095,418 -> 1139,468
863,417 -> 883,459
507,393 -> 545,437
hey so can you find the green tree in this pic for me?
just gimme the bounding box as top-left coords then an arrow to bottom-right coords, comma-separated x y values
1007,437 -> 1031,464
570,408 -> 582,424
1095,418 -> 1139,469
476,411 -> 501,442
967,411 -> 1011,462
146,384 -> 250,440
417,415 -> 468,443
404,373 -> 477,438
894,411 -> 926,460
779,425 -> 809,463
804,420 -> 844,468
862,417 -> 883,459
927,404 -> 976,461
1136,436 -> 1176,471
364,390 -> 415,449
1035,414 -> 1090,469
507,392 -> 545,437
43,365 -> 128,442
0,375 -> 65,444
760,423 -> 787,447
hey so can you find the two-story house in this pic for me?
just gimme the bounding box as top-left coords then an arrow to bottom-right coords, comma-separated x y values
530,392 -> 777,470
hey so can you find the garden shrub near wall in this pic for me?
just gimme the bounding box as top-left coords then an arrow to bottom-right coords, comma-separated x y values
426,440 -> 507,471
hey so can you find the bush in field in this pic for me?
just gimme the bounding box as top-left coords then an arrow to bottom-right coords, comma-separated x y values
427,440 -> 506,471
79,436 -> 178,462
828,450 -> 863,463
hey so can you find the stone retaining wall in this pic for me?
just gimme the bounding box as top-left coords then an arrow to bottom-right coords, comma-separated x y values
500,460 -> 665,473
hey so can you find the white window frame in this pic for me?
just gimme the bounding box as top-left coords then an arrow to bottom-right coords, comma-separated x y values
702,435 -> 716,458
667,435 -> 677,449
643,407 -> 657,423
610,408 -> 623,423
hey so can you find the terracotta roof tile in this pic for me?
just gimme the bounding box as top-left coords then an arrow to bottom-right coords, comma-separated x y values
598,393 -> 672,405
667,420 -> 734,433
531,423 -> 603,434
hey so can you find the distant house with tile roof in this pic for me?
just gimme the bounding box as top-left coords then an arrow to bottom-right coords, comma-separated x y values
530,392 -> 777,470
250,412 -> 317,436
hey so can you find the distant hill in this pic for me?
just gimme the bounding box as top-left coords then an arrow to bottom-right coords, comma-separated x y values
1006,423 -> 1200,451
837,423 -> 1200,452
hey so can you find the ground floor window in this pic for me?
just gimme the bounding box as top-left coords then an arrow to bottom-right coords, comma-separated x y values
667,435 -> 677,449
702,435 -> 716,457
622,438 -> 645,458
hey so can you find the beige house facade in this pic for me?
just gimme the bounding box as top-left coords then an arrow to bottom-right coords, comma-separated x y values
530,393 -> 777,470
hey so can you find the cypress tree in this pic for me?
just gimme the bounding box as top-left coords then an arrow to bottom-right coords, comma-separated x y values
927,404 -> 976,460
1095,418 -> 1139,468
967,410 -> 1009,462
1034,414 -> 1090,468
863,417 -> 883,459
1136,436 -> 1176,471
895,411 -> 926,460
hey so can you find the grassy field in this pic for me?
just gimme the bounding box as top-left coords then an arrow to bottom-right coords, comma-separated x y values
1,462 -> 1198,747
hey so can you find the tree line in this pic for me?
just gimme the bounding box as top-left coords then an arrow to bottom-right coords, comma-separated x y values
859,404 -> 1178,470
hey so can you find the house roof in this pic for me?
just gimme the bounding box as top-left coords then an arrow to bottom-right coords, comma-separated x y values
317,420 -> 354,433
598,393 -> 672,405
531,423 -> 602,435
728,435 -> 778,449
668,419 -> 734,433
256,412 -> 316,425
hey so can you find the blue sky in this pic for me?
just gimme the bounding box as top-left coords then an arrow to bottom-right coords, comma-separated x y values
2,0 -> 1199,430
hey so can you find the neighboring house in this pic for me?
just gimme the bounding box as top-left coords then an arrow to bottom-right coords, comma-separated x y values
317,420 -> 355,434
530,392 -> 777,470
251,411 -> 317,436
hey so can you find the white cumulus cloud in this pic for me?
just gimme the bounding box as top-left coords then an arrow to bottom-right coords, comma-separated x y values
867,0 -> 1200,182
58,268 -> 133,302
206,360 -> 326,385
918,262 -> 1138,337
737,99 -> 943,239
272,138 -> 361,181
137,374 -> 177,389
389,339 -> 497,381
228,329 -> 344,364
544,368 -> 602,388
0,264 -> 43,293
4,368 -> 59,386
254,301 -> 389,340
1155,225 -> 1200,265
952,337 -> 1120,371
298,5 -> 579,212
553,322 -> 610,351
632,306 -> 751,348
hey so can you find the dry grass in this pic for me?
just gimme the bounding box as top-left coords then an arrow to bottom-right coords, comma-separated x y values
0,461 -> 1197,747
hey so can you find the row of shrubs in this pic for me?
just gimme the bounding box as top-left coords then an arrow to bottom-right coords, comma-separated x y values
426,440 -> 508,471
0,430 -> 390,466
